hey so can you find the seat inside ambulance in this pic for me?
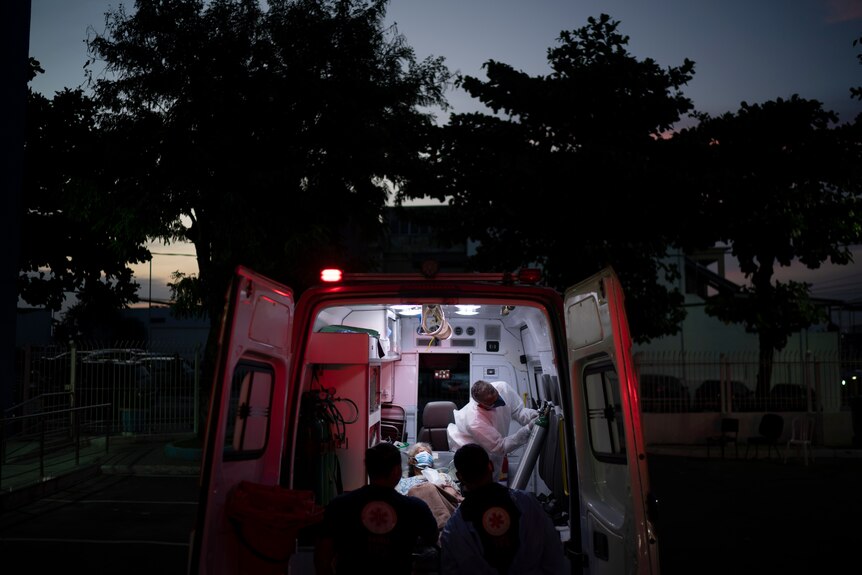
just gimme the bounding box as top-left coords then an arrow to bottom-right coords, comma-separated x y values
417,400 -> 457,451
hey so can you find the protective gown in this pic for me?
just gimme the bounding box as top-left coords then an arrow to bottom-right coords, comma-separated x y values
447,381 -> 538,481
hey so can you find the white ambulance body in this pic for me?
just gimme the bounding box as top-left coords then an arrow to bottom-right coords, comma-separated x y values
188,265 -> 660,574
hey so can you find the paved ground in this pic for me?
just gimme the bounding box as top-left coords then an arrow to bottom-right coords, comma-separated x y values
0,473 -> 199,574
0,434 -> 199,510
648,450 -> 862,575
3,438 -> 861,574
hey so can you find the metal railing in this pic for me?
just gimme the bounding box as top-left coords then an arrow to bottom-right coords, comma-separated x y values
16,342 -> 201,437
9,344 -> 860,460
633,350 -> 860,414
5,342 -> 201,494
18,343 -> 858,422
1,400 -> 112,491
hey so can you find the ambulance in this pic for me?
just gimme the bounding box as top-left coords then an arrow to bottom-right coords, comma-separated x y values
188,264 -> 661,574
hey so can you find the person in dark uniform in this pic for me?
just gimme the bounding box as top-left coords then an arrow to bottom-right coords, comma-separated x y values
314,441 -> 438,575
440,442 -> 566,574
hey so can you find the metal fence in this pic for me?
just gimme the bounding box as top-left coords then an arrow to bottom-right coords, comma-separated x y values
13,342 -> 202,437
0,401 -> 113,492
633,349 -> 861,414
12,344 -> 862,437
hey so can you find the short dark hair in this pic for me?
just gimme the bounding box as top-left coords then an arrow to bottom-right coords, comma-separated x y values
471,380 -> 496,403
365,441 -> 401,478
453,443 -> 491,483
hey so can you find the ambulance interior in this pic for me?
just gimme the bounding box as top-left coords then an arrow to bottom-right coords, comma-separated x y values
288,299 -> 570,532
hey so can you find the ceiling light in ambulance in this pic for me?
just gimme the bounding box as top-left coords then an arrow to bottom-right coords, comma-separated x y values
455,305 -> 480,316
391,305 -> 422,316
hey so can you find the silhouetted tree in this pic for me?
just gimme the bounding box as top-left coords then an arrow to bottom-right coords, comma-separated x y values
851,35 -> 862,105
85,0 -> 451,384
673,96 -> 862,398
20,58 -> 149,335
53,281 -> 148,343
403,14 -> 696,342
167,271 -> 206,320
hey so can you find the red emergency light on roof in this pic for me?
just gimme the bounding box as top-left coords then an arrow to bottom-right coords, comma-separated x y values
320,268 -> 343,282
518,268 -> 542,284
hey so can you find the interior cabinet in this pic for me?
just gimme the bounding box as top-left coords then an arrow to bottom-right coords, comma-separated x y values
307,332 -> 383,491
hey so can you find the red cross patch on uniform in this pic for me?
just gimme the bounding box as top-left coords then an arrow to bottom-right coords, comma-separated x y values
361,501 -> 397,534
481,506 -> 511,536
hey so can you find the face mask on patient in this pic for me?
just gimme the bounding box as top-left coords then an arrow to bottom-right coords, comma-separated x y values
414,451 -> 434,469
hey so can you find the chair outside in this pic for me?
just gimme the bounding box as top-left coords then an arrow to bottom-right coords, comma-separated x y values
784,416 -> 815,466
745,413 -> 785,459
706,417 -> 739,459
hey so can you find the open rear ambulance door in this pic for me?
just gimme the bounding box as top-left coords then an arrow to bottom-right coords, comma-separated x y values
188,266 -> 295,575
564,267 -> 660,574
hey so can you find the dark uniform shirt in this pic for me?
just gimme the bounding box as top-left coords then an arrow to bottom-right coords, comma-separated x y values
322,483 -> 438,574
458,482 -> 522,573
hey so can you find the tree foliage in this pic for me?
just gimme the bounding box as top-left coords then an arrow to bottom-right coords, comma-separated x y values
80,0 -> 451,411
85,0 -> 451,325
20,58 -> 150,336
403,14 -> 696,342
851,36 -> 862,105
25,4 -> 862,377
167,271 -> 206,319
673,96 -> 862,395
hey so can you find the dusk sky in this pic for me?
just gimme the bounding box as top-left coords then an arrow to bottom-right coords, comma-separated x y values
26,0 -> 862,305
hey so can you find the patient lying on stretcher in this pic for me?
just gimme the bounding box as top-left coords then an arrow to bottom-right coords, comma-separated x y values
396,442 -> 463,533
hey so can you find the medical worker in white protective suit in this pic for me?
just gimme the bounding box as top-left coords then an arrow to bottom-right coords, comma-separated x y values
447,380 -> 539,482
